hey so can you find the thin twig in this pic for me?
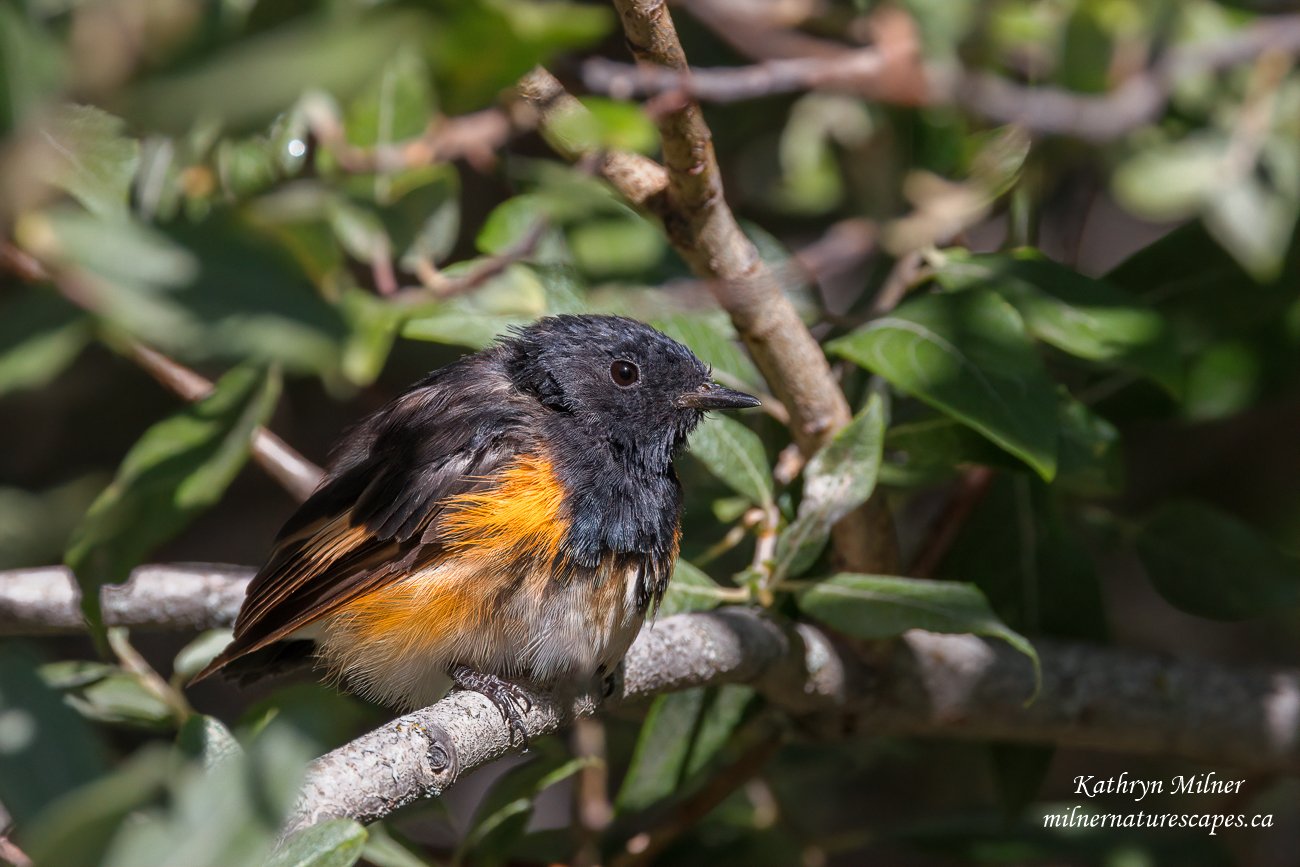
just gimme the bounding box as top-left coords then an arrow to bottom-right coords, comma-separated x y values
589,6 -> 1300,142
0,835 -> 32,867
910,467 -> 996,579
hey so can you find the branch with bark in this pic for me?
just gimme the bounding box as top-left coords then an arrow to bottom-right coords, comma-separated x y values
518,6 -> 897,572
582,6 -> 1300,142
4,564 -> 1299,832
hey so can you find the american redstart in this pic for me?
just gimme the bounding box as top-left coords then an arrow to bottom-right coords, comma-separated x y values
192,314 -> 759,737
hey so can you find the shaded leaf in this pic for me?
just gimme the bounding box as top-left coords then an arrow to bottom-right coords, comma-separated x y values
659,559 -> 726,617
269,819 -> 368,867
1136,501 -> 1300,619
0,290 -> 90,396
935,248 -> 1182,395
25,745 -> 172,867
65,366 -> 280,635
0,645 -> 107,826
177,714 -> 242,770
361,823 -> 436,867
796,574 -> 1039,681
99,723 -> 313,867
689,415 -> 772,507
459,741 -> 591,867
616,684 -> 755,813
942,476 -> 1107,641
772,394 -> 884,580
829,289 -> 1059,480
882,392 -> 1120,496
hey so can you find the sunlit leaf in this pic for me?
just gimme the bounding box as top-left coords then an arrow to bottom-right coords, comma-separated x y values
269,819 -> 367,867
772,394 -> 884,580
688,415 -> 772,507
796,574 -> 1039,683
829,289 -> 1059,480
36,104 -> 139,220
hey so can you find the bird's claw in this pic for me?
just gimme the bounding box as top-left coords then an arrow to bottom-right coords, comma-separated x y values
451,665 -> 532,747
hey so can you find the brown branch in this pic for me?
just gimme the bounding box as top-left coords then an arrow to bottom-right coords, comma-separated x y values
307,105 -> 516,175
522,34 -> 898,573
585,8 -> 1300,142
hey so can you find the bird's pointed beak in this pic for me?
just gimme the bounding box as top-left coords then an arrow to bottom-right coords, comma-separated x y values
678,381 -> 761,410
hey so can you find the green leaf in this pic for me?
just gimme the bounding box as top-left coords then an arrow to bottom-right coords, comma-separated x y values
772,394 -> 884,580
459,742 -> 592,867
401,262 -> 549,349
883,393 -> 1120,496
173,630 -> 237,684
935,249 -> 1182,395
98,723 -> 313,867
0,645 -> 107,826
0,290 -> 90,396
27,208 -> 351,377
64,670 -> 174,731
659,559 -> 726,617
360,824 -> 435,867
25,745 -> 173,867
689,415 -> 772,507
0,476 -> 105,570
36,104 -> 140,220
65,366 -> 280,636
345,46 -> 435,150
616,684 -> 755,813
828,289 -> 1059,480
547,96 -> 658,154
1136,501 -> 1300,620
942,476 -> 1107,641
177,714 -> 242,770
796,574 -> 1039,683
124,14 -> 427,132
569,216 -> 665,277
269,819 -> 368,867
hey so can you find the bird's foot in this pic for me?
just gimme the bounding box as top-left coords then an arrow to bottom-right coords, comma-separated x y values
450,665 -> 532,747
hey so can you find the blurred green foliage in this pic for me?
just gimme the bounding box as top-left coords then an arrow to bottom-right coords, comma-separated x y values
2,0 -> 1300,865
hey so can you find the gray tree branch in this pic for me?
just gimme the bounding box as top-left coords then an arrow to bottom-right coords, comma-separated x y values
3,565 -> 1298,831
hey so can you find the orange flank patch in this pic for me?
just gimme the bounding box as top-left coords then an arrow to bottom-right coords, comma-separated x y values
441,452 -> 569,562
332,562 -> 489,653
325,453 -> 568,661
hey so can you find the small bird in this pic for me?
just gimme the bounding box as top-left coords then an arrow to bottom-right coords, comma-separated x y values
193,314 -> 759,737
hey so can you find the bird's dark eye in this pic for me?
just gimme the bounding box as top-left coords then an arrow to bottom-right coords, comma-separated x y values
610,359 -> 640,387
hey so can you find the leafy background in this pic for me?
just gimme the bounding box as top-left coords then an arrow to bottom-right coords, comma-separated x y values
3,0 -> 1300,865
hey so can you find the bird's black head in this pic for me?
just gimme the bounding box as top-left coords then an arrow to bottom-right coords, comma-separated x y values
504,314 -> 759,471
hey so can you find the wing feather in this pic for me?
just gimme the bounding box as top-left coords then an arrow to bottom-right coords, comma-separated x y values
192,357 -> 534,683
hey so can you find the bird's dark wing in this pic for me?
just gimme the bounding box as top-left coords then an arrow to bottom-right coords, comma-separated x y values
192,359 -> 534,683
